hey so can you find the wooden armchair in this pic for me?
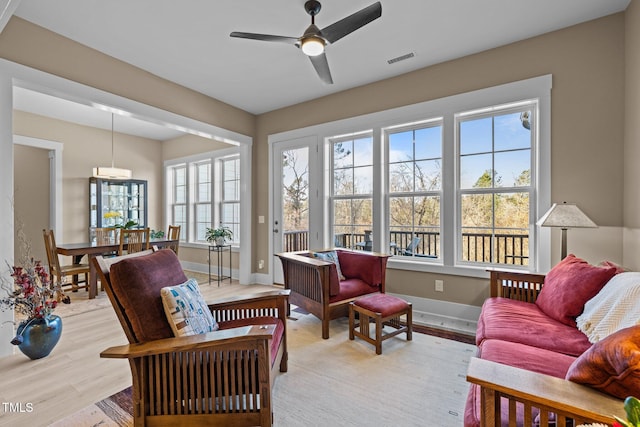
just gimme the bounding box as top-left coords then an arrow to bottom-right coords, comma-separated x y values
466,270 -> 626,426
277,249 -> 390,339
43,228 -> 90,291
95,249 -> 289,427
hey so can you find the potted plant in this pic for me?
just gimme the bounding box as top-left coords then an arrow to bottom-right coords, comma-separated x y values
205,226 -> 233,246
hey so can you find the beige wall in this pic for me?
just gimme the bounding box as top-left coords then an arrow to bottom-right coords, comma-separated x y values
162,134 -> 231,160
14,144 -> 49,264
13,111 -> 164,242
624,0 -> 640,269
255,14 -> 626,305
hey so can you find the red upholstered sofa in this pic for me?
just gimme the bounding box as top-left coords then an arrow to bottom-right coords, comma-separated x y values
277,249 -> 390,339
465,255 -> 640,427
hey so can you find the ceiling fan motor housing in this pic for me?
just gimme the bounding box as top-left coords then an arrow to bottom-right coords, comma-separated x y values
305,1 -> 322,17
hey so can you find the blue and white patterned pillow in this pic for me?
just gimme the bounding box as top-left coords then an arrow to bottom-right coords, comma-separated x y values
314,250 -> 346,281
161,278 -> 219,337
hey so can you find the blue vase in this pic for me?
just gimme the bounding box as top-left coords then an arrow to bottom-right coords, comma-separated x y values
16,315 -> 62,360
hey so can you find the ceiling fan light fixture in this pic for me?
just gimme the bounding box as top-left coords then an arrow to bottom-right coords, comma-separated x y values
301,36 -> 325,56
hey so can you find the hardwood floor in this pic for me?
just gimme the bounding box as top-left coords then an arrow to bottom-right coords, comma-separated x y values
0,278 -> 278,427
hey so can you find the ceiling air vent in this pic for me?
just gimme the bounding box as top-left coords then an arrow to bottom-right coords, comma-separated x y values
387,52 -> 414,65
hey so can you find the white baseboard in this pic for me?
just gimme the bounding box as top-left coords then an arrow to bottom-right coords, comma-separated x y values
182,261 -> 274,286
181,261 -> 236,281
388,292 -> 480,335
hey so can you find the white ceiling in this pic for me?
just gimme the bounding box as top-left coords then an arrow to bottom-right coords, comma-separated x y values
6,0 -> 632,138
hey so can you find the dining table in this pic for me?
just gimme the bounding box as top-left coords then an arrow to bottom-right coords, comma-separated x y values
56,238 -> 178,299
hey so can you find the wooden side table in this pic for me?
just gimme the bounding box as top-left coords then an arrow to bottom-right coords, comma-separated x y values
208,244 -> 231,286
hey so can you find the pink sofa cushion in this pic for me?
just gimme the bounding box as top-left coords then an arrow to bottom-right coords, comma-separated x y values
566,325 -> 640,399
479,339 -> 576,378
109,250 -> 188,343
535,254 -> 617,327
217,317 -> 285,367
464,339 -> 577,427
477,297 -> 592,357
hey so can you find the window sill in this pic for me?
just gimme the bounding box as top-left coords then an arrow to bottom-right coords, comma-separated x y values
387,257 -> 530,279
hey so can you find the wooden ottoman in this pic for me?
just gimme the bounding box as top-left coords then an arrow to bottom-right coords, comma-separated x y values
349,293 -> 412,354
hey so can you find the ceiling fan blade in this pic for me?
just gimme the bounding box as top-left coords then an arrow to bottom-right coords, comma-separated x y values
320,2 -> 382,44
230,32 -> 298,45
309,53 -> 333,84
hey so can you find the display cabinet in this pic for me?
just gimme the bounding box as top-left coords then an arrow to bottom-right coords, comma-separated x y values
89,178 -> 147,241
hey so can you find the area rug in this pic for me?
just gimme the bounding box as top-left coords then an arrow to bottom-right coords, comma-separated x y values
52,311 -> 476,426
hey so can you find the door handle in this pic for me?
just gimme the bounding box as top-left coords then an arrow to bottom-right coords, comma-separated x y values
273,228 -> 279,233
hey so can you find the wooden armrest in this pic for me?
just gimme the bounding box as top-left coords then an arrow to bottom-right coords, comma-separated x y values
466,357 -> 625,424
488,269 -> 546,301
207,289 -> 290,308
277,251 -> 330,267
101,324 -> 275,359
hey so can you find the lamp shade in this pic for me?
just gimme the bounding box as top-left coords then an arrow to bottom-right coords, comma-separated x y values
92,167 -> 132,179
537,202 -> 597,229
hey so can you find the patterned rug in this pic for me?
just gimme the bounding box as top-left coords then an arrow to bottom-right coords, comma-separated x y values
52,310 -> 476,426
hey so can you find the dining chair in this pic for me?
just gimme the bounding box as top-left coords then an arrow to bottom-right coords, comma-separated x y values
94,227 -> 118,245
167,224 -> 181,254
118,228 -> 150,255
42,229 -> 90,291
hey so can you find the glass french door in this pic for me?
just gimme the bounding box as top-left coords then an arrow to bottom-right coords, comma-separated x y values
272,136 -> 320,284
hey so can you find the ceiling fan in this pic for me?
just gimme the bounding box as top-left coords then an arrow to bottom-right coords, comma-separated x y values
230,1 -> 382,84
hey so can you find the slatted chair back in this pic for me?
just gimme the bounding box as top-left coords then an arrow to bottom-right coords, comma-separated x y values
94,227 -> 117,245
167,225 -> 181,254
118,228 -> 150,256
42,229 -> 90,291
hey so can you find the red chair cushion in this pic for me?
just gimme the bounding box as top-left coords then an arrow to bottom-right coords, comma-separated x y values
109,250 -> 188,343
329,278 -> 378,303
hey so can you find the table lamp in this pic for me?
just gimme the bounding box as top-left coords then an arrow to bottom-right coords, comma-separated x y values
537,202 -> 597,260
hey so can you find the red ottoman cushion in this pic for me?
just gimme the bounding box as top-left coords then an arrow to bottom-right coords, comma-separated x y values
354,294 -> 409,317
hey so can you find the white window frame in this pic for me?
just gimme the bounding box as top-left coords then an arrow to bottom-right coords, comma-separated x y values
219,155 -> 241,244
455,102 -> 536,268
165,147 -> 242,247
269,75 -> 552,277
385,118 -> 443,258
328,131 -> 374,249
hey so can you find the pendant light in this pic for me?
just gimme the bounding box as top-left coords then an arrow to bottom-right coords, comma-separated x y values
92,113 -> 132,179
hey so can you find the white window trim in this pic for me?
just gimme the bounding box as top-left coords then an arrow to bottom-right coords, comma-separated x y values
269,75 -> 552,278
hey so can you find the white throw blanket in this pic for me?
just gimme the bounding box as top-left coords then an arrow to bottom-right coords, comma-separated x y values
576,271 -> 640,343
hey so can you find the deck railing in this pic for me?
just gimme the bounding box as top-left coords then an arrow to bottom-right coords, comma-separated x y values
282,230 -> 529,266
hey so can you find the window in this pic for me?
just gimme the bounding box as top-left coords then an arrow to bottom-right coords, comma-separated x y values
194,161 -> 212,241
166,151 -> 240,245
387,120 -> 442,258
221,157 -> 240,242
171,165 -> 187,237
330,132 -> 373,249
272,75 -> 551,274
457,104 -> 533,266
